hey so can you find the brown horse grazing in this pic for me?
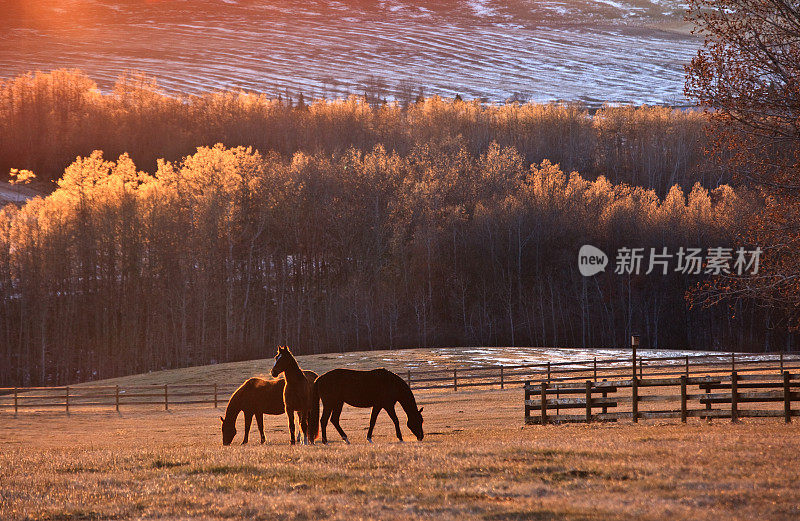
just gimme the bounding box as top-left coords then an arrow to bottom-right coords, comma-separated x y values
309,368 -> 424,444
220,373 -> 317,446
271,346 -> 316,445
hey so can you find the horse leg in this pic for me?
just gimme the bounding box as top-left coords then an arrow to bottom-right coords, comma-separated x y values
242,412 -> 253,444
287,407 -> 296,445
296,410 -> 307,445
366,406 -> 380,443
320,404 -> 332,444
303,409 -> 312,445
330,402 -> 350,444
300,410 -> 309,445
386,405 -> 403,442
256,413 -> 265,444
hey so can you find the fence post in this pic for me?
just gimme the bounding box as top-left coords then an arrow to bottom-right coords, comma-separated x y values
593,358 -> 597,382
541,382 -> 548,425
556,386 -> 560,416
685,355 -> 689,377
705,381 -> 712,423
680,375 -> 687,423
407,370 -> 411,385
115,385 -> 120,412
639,358 -> 643,379
453,369 -> 458,392
164,384 -> 169,411
784,371 -> 791,424
214,383 -> 218,408
585,381 -> 592,423
500,366 -> 504,389
65,387 -> 70,414
601,379 -> 608,415
524,381 -> 530,423
547,362 -> 551,382
632,376 -> 639,423
731,370 -> 738,423
13,387 -> 18,416
780,352 -> 784,373
731,352 -> 735,373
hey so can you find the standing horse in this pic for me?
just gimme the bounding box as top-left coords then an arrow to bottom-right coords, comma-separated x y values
220,373 -> 317,445
309,368 -> 424,444
271,346 -> 316,445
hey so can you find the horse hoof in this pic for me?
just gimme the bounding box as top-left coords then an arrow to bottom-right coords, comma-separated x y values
343,438 -> 350,445
367,438 -> 373,444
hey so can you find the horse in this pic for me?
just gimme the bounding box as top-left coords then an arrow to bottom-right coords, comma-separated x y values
309,368 -> 424,444
271,346 -> 316,445
220,372 -> 317,446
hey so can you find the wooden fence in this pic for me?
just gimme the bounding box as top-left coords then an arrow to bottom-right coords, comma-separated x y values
401,352 -> 800,391
525,371 -> 800,424
1,351 -> 799,414
0,383 -> 236,414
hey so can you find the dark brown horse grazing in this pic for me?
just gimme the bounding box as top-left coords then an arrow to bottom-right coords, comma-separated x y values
220,373 -> 317,445
271,346 -> 316,445
309,368 -> 424,444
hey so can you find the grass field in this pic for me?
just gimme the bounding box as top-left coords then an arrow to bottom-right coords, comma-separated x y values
2,351 -> 800,520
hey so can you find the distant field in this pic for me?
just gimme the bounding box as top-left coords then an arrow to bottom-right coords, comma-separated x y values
2,385 -> 799,520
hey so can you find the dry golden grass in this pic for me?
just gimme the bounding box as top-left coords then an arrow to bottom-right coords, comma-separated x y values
2,383 -> 799,521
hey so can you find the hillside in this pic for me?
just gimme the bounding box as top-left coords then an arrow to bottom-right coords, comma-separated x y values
76,346 -> 716,388
0,0 -> 698,106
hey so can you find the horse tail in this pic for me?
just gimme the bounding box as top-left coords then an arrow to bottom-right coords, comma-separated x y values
309,379 -> 321,441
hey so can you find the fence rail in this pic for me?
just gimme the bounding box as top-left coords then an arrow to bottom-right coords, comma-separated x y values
1,351 -> 799,414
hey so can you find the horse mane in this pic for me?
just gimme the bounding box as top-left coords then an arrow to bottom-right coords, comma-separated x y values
383,368 -> 420,418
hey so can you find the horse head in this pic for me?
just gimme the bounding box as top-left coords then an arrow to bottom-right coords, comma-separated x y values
220,415 -> 236,445
271,345 -> 292,377
407,406 -> 424,441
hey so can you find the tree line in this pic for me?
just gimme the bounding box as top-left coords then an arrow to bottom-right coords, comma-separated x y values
0,70 -> 719,196
0,142 -> 783,387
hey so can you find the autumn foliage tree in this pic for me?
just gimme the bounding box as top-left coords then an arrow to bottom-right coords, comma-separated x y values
686,0 -> 800,330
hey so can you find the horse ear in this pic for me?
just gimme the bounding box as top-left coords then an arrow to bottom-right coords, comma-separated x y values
418,407 -> 423,414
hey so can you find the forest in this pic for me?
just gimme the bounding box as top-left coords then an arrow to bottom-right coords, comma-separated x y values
0,70 -> 784,386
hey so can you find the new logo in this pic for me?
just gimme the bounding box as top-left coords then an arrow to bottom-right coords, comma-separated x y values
578,245 -> 608,276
